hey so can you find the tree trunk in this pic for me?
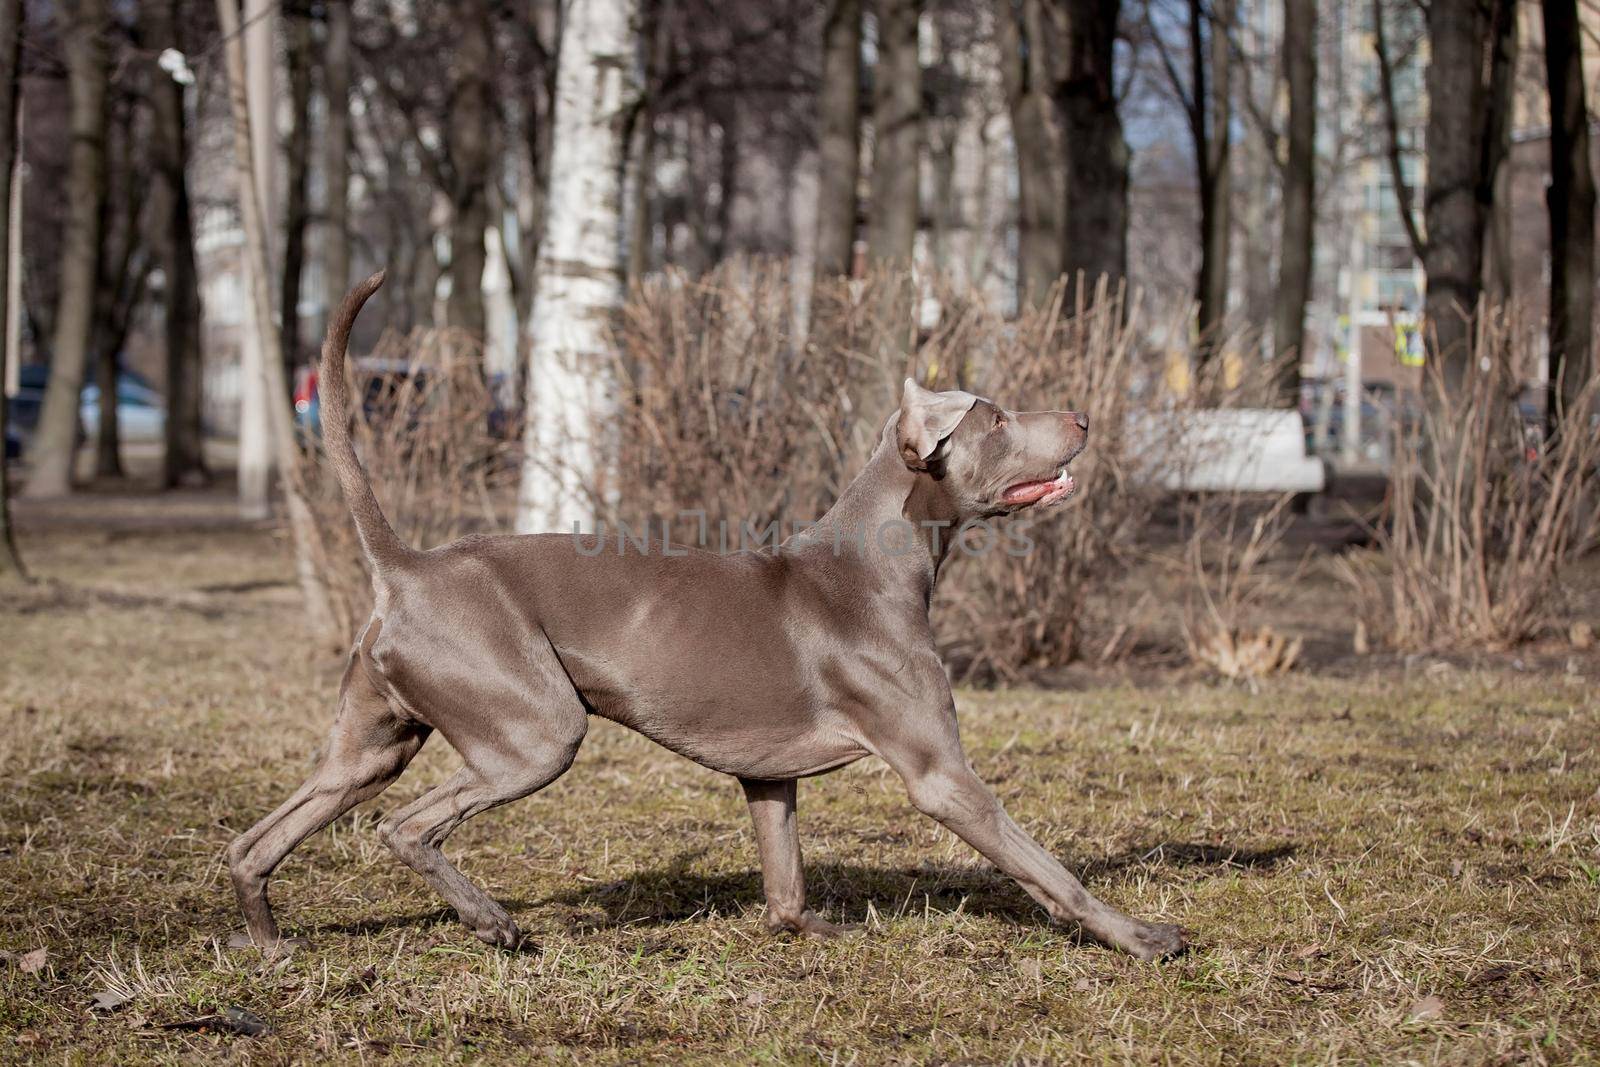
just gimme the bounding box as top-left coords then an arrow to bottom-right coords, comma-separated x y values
0,0 -> 23,576
92,307 -> 122,483
1194,0 -> 1231,348
91,94 -> 145,482
280,0 -> 313,376
516,0 -> 642,533
1421,0 -> 1502,386
709,103 -> 738,265
1272,0 -> 1315,407
815,0 -> 863,279
24,0 -> 108,498
866,0 -> 921,268
1545,0 -> 1593,419
993,0 -> 1062,306
236,0 -> 276,518
147,0 -> 208,488
323,0 -> 351,300
446,0 -> 492,343
217,0 -> 344,644
627,0 -> 672,284
1057,0 -> 1126,299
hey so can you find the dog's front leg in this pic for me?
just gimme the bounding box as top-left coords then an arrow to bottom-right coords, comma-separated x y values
882,728 -> 1187,961
739,777 -> 857,939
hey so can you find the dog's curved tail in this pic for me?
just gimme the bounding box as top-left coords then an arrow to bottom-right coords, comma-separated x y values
319,270 -> 413,574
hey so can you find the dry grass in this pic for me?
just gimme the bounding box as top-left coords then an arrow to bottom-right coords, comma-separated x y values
2,502 -> 1599,1064
1337,307 -> 1600,651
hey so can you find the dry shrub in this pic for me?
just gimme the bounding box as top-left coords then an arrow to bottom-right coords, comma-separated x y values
306,327 -> 520,624
1178,492 -> 1304,681
1335,307 -> 1600,649
597,261 -> 1193,680
595,260 -> 892,544
927,281 -> 1165,681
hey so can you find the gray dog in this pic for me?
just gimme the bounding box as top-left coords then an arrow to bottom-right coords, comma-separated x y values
227,273 -> 1187,962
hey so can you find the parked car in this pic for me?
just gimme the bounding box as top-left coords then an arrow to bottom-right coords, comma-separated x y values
81,374 -> 166,442
5,364 -> 48,447
5,364 -> 166,454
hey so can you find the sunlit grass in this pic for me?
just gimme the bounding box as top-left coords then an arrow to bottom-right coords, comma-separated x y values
1,516 -> 1597,1063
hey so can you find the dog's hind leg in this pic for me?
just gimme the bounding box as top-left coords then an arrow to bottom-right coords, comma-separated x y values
227,660 -> 428,950
376,650 -> 588,949
740,778 -> 857,939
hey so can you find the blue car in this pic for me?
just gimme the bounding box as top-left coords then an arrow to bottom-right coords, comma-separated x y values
5,364 -> 166,455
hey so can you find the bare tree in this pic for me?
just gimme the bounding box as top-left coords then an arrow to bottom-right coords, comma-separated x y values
517,0 -> 642,532
994,0 -> 1062,305
91,79 -> 153,481
280,0 -> 314,373
1390,0 -> 1515,385
1058,0 -> 1127,296
24,0 -> 108,498
446,0 -> 492,341
867,0 -> 921,267
1272,0 -> 1314,407
218,0 -> 343,643
1150,0 -> 1231,358
146,0 -> 208,488
236,0 -> 275,518
0,0 -> 22,575
1196,0 -> 1230,346
1544,0 -> 1594,422
815,0 -> 863,278
323,0 -> 351,299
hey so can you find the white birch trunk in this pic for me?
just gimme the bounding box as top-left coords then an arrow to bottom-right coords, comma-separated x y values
236,0 -> 276,519
515,0 -> 641,534
218,0 -> 342,643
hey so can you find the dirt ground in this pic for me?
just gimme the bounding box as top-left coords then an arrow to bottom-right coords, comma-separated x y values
2,487 -> 1598,1065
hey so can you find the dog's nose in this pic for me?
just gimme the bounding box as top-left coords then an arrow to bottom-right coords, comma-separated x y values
1070,411 -> 1088,431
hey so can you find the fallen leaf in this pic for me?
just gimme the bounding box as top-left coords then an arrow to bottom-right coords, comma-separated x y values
160,1006 -> 268,1037
18,948 -> 46,974
1407,994 -> 1444,1022
1019,958 -> 1043,981
91,989 -> 132,1013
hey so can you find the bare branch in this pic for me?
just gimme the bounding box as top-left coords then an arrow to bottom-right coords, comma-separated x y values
1372,0 -> 1427,261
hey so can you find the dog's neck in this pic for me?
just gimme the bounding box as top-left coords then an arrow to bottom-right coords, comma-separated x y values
801,435 -> 963,603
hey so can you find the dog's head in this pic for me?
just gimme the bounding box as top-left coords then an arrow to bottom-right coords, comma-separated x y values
895,378 -> 1088,519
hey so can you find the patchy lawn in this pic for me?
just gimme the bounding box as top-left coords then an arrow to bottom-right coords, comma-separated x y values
2,494 -> 1598,1064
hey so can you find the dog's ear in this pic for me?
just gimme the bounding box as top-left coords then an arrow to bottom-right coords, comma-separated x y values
897,378 -> 978,470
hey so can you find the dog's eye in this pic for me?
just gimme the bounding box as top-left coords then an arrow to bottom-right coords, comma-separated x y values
992,409 -> 1006,429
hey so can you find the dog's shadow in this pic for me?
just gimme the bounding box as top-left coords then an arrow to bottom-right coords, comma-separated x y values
314,840 -> 1293,938
539,840 -> 1296,931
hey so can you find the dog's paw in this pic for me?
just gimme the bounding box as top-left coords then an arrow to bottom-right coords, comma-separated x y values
466,908 -> 524,950
768,911 -> 864,941
1122,921 -> 1188,962
224,931 -> 311,955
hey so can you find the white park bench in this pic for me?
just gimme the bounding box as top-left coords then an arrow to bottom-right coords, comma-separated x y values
1125,409 -> 1327,494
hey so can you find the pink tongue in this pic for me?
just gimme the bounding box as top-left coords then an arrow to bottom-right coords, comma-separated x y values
1001,479 -> 1057,504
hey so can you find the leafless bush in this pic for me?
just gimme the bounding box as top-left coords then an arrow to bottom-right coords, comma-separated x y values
929,280 -> 1166,680
1335,308 -> 1600,650
594,260 -> 888,544
1178,491 -> 1304,680
306,328 -> 520,626
595,262 -> 1207,680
